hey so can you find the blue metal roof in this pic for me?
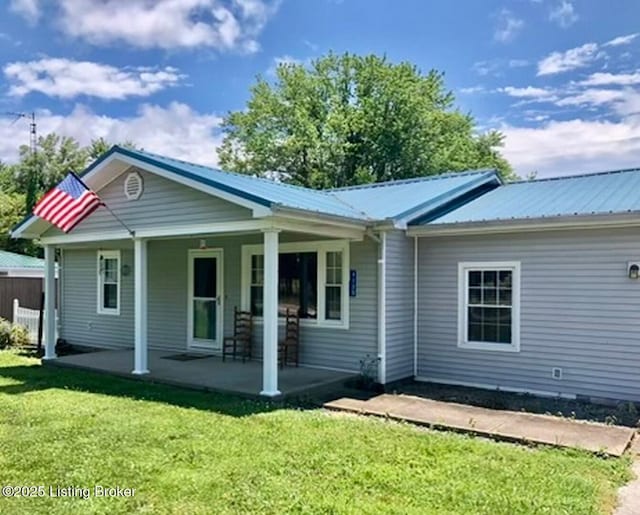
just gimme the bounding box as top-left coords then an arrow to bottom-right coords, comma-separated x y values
123,148 -> 500,223
12,145 -> 502,236
425,167 -> 640,225
330,170 -> 500,222
112,147 -> 370,220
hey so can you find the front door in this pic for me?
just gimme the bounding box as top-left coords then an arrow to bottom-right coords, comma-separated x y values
188,249 -> 223,351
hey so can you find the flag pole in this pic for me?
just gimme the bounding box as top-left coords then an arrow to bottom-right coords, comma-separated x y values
69,171 -> 135,238
100,202 -> 136,238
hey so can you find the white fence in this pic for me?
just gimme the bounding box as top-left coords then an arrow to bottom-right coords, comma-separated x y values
12,299 -> 58,345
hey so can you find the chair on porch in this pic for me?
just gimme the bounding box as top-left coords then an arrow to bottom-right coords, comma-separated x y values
278,308 -> 300,368
222,307 -> 253,362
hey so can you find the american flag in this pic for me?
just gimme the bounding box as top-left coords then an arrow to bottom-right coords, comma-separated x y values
33,173 -> 102,233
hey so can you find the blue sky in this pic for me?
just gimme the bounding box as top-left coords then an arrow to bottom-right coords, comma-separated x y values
0,0 -> 638,177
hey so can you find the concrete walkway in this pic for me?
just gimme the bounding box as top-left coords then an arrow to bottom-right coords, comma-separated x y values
324,393 -> 635,457
615,439 -> 640,514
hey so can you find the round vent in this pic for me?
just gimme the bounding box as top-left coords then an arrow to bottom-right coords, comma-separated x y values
124,171 -> 143,200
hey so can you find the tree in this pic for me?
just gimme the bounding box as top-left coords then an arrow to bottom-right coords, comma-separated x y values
0,134 -> 138,255
13,134 -> 89,211
219,53 -> 514,189
0,190 -> 34,254
87,137 -> 138,160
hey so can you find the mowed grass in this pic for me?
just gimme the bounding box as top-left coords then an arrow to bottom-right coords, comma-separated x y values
0,351 -> 631,515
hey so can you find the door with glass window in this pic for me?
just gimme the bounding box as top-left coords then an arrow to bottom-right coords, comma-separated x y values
188,250 -> 223,350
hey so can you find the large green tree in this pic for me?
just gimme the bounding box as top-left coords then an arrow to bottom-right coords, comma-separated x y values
13,133 -> 89,211
219,53 -> 514,189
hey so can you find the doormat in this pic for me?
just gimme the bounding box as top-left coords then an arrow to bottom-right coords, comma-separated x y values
162,353 -> 209,361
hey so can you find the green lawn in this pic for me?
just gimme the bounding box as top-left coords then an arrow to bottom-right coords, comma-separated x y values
0,351 -> 631,515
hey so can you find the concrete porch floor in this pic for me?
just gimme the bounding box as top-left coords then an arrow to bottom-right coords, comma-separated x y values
45,349 -> 355,398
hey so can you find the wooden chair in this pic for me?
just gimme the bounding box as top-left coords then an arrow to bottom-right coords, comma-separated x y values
222,307 -> 253,362
278,308 -> 300,368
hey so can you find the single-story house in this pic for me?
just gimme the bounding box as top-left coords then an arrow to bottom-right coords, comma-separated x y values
11,146 -> 640,401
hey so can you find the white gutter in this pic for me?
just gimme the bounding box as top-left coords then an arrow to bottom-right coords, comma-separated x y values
413,235 -> 418,378
377,231 -> 387,384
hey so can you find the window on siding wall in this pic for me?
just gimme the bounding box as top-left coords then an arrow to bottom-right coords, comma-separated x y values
325,251 -> 342,320
97,250 -> 120,315
278,252 -> 318,319
458,262 -> 520,352
243,241 -> 349,328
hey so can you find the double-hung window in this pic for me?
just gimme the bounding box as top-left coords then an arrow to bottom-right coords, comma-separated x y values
458,261 -> 520,352
242,241 -> 349,328
97,250 -> 121,315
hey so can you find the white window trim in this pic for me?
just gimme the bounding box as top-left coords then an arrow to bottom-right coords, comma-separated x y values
241,240 -> 350,330
457,261 -> 520,352
97,250 -> 121,316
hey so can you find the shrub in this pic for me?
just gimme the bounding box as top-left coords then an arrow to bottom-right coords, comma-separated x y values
0,318 -> 32,348
0,318 -> 12,348
10,324 -> 30,347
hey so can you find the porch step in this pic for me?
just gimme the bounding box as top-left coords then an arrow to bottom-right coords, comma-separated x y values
324,393 -> 636,456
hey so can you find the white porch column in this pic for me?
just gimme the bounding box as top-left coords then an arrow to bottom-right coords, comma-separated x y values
261,228 -> 280,397
132,238 -> 149,375
43,244 -> 57,360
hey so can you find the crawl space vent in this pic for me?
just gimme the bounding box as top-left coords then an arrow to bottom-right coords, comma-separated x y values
124,171 -> 143,200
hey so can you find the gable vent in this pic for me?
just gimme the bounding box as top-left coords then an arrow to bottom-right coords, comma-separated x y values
124,171 -> 143,200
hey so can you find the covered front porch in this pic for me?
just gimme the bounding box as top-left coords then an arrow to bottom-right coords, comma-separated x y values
47,348 -> 355,398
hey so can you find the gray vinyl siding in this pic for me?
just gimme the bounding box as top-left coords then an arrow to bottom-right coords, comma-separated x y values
61,234 -> 378,372
60,248 -> 134,349
417,227 -> 640,402
247,237 -> 379,372
43,167 -> 251,238
385,231 -> 415,382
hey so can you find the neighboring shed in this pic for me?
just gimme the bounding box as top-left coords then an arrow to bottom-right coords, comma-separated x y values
0,250 -> 49,321
0,250 -> 47,277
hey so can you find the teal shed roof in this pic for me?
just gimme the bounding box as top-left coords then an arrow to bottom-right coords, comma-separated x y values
0,250 -> 45,269
425,168 -> 640,225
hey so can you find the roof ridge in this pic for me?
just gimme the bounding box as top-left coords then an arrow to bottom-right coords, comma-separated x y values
326,191 -> 372,220
126,147 -> 351,198
511,167 -> 640,185
327,169 -> 496,191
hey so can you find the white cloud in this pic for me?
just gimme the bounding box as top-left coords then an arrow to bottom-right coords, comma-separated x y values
3,58 -> 185,100
459,86 -> 485,94
501,117 -> 640,176
499,86 -> 556,99
548,1 -> 578,28
473,60 -> 500,77
604,33 -> 639,47
10,0 -> 279,52
266,54 -> 313,76
493,9 -> 524,43
473,58 -> 529,77
537,43 -> 600,76
579,71 -> 640,86
554,88 -> 625,107
551,88 -> 640,117
0,103 -> 223,166
9,0 -> 40,23
508,59 -> 529,68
